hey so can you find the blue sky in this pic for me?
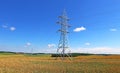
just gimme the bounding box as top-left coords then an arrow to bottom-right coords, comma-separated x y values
0,0 -> 120,54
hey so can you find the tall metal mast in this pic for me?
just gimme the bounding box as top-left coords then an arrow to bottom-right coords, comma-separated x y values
56,10 -> 71,60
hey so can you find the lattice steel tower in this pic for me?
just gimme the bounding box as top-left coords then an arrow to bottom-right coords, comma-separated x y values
56,10 -> 71,60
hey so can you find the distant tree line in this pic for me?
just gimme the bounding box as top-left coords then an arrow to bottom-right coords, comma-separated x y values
51,53 -> 94,57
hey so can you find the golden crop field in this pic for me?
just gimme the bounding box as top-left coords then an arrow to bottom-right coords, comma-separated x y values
0,54 -> 120,73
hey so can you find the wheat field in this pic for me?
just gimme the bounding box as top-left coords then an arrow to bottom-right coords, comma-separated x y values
0,54 -> 120,73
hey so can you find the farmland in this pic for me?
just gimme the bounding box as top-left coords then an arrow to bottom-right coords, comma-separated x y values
0,53 -> 120,73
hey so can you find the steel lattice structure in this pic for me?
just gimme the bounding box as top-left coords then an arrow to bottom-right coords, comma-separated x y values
56,10 -> 72,60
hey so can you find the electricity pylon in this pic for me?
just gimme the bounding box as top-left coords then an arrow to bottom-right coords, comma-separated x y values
56,10 -> 72,60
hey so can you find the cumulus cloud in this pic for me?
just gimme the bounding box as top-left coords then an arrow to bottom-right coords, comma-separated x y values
24,42 -> 31,47
26,42 -> 31,46
110,28 -> 117,32
2,25 -> 8,29
10,27 -> 16,31
85,42 -> 90,46
73,26 -> 86,32
1,25 -> 16,31
35,47 -> 120,54
71,47 -> 120,54
48,44 -> 56,48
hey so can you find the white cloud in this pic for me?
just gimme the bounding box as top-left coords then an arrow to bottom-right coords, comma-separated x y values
71,47 -> 120,54
34,47 -> 120,54
1,24 -> 16,31
85,42 -> 90,46
110,28 -> 117,32
73,26 -> 86,32
26,42 -> 31,46
24,42 -> 31,47
2,25 -> 8,28
10,27 -> 16,31
48,44 -> 56,48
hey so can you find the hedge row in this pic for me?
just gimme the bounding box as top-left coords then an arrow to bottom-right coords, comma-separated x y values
51,53 -> 93,57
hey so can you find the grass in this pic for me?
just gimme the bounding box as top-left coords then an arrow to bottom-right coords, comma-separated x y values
0,54 -> 120,73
